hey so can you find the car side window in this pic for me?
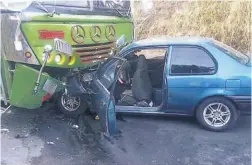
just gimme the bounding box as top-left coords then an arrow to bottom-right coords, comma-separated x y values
170,46 -> 216,75
132,48 -> 166,59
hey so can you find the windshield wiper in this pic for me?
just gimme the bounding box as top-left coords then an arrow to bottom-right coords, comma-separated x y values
35,1 -> 59,17
126,7 -> 131,17
106,1 -> 125,17
35,1 -> 49,13
48,0 -> 60,17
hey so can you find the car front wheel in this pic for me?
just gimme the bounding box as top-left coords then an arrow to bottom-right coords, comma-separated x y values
57,93 -> 88,116
196,97 -> 238,132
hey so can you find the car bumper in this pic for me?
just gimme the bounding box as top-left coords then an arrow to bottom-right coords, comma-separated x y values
228,96 -> 251,115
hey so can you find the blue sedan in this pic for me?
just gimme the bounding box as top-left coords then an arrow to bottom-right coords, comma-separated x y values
84,37 -> 251,136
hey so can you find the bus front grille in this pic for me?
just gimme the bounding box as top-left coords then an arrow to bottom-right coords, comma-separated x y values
72,42 -> 115,63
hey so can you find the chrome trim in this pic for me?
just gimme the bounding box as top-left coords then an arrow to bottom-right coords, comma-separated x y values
71,25 -> 86,44
1,13 -> 39,65
73,42 -> 114,51
54,38 -> 72,56
105,25 -> 116,41
72,42 -> 114,63
89,25 -> 102,43
80,53 -> 111,61
77,49 -> 111,56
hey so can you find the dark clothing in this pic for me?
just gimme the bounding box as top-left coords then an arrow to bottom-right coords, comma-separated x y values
128,55 -> 139,75
132,55 -> 153,102
117,61 -> 132,85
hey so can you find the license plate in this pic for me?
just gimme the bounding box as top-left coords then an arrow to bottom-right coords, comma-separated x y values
54,38 -> 72,56
43,79 -> 58,95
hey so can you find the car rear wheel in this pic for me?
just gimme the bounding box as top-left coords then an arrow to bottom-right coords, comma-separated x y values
196,97 -> 238,132
57,92 -> 88,116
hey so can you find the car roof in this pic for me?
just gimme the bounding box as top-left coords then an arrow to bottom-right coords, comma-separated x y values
125,36 -> 214,49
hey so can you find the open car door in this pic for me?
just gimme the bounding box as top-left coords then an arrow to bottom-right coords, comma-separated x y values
91,57 -> 126,136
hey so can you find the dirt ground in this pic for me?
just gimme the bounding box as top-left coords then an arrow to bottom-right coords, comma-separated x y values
1,104 -> 251,165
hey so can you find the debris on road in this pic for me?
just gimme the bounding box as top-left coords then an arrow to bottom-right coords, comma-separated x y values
53,114 -> 66,121
47,141 -> 55,145
14,127 -> 39,139
15,134 -> 29,139
1,128 -> 10,133
71,124 -> 79,129
95,115 -> 99,120
30,127 -> 39,135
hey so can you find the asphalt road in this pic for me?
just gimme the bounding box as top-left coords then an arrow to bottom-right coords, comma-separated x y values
1,104 -> 251,165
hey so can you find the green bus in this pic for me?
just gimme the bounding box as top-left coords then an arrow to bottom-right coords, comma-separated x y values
1,0 -> 134,115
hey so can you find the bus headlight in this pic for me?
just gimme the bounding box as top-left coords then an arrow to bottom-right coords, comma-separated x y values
55,54 -> 62,63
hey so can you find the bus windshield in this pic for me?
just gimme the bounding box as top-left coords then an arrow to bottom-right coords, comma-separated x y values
31,0 -> 131,17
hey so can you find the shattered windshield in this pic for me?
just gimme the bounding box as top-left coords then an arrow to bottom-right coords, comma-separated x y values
32,0 -> 131,17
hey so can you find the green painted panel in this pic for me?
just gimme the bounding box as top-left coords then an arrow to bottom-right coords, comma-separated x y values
22,22 -> 133,46
21,15 -> 133,69
9,64 -> 63,109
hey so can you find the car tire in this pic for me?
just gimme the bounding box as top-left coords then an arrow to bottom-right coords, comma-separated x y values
196,97 -> 238,132
57,93 -> 88,116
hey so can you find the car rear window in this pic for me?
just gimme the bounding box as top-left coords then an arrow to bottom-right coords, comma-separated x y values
209,41 -> 249,65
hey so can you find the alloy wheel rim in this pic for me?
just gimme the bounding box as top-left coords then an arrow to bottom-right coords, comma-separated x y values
203,102 -> 231,127
61,94 -> 81,112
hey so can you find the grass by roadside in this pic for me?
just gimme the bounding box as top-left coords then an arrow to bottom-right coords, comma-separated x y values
133,1 -> 251,54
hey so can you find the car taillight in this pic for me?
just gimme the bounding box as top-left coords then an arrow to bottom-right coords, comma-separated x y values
39,30 -> 64,39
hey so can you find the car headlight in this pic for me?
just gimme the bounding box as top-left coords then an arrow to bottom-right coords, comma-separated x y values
55,54 -> 62,63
